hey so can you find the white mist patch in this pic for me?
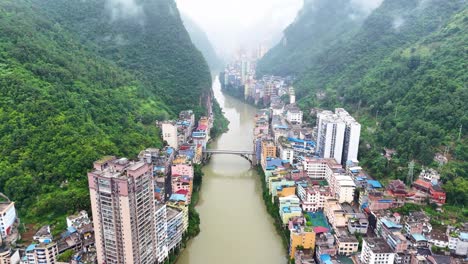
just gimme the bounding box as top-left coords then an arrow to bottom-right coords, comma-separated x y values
351,0 -> 384,14
106,0 -> 143,20
393,16 -> 405,31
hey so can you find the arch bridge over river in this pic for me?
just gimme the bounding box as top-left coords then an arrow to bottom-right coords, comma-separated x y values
202,149 -> 257,166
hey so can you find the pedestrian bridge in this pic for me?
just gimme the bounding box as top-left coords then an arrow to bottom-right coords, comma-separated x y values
202,149 -> 257,166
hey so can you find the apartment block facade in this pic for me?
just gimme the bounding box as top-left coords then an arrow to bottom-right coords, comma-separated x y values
316,109 -> 360,165
88,157 -> 157,264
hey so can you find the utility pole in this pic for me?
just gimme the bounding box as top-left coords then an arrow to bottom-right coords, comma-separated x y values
458,124 -> 462,142
406,160 -> 415,186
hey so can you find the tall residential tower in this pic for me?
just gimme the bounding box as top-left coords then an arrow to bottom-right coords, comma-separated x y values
88,156 -> 157,264
316,109 -> 361,165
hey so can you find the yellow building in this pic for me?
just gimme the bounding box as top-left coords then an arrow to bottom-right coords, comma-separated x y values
261,140 -> 277,167
290,226 -> 316,259
325,199 -> 351,229
278,186 -> 296,198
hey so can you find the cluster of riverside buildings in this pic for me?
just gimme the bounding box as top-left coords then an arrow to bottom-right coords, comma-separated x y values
252,93 -> 466,263
85,110 -> 211,264
160,110 -> 213,164
221,50 -> 294,106
0,110 -> 213,264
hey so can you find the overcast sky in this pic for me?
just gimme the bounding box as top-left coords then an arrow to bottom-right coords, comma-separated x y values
175,0 -> 384,59
176,0 -> 304,59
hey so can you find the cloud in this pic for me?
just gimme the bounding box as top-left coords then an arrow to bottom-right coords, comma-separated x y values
176,0 -> 303,59
392,16 -> 405,31
106,0 -> 143,20
351,0 -> 384,14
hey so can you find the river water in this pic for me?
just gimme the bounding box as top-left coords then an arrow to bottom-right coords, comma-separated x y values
177,77 -> 286,264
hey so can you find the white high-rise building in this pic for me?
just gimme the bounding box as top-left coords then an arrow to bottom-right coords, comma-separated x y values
155,204 -> 168,263
162,122 -> 178,149
360,237 -> 395,264
316,111 -> 346,164
316,109 -> 360,165
336,108 -> 361,164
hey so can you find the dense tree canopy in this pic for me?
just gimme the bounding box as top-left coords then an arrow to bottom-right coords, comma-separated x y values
0,0 -> 212,224
258,0 -> 467,206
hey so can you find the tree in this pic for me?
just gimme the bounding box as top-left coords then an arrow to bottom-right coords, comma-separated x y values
57,249 -> 74,262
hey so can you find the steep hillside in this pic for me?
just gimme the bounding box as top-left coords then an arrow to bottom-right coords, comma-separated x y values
35,0 -> 212,116
182,14 -> 224,71
0,0 -> 211,225
296,0 -> 465,99
256,0 -> 367,76
353,8 -> 468,205
259,0 -> 467,205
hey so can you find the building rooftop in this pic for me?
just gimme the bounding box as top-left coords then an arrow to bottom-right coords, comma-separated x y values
166,206 -> 182,220
0,201 -> 13,212
381,218 -> 402,229
169,194 -> 186,202
367,180 -> 383,188
412,233 -> 427,242
364,237 -> 393,254
459,232 -> 468,240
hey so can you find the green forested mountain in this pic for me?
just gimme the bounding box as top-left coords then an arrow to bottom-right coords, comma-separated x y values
35,0 -> 212,116
0,0 -> 211,224
182,14 -> 224,71
258,0 -> 467,206
257,0 -> 366,76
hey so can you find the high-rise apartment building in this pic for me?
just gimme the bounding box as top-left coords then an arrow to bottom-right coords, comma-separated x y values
360,237 -> 395,264
316,109 -> 360,165
335,108 -> 361,164
154,204 -> 168,263
88,156 -> 157,264
23,242 -> 58,264
162,122 -> 178,149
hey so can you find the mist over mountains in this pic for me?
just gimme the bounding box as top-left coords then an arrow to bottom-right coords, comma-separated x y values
258,0 -> 467,205
0,0 -> 211,222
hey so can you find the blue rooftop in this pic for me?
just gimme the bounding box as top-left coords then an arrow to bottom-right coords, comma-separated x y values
290,206 -> 302,212
412,233 -> 427,242
26,244 -> 36,252
320,254 -> 332,264
169,194 -> 186,202
381,218 -> 402,229
459,232 -> 468,240
266,158 -> 283,168
367,180 -> 383,188
67,226 -> 77,234
166,147 -> 173,154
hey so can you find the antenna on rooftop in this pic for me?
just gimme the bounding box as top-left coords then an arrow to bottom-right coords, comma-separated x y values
458,124 -> 462,142
438,146 -> 450,171
406,160 -> 415,186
